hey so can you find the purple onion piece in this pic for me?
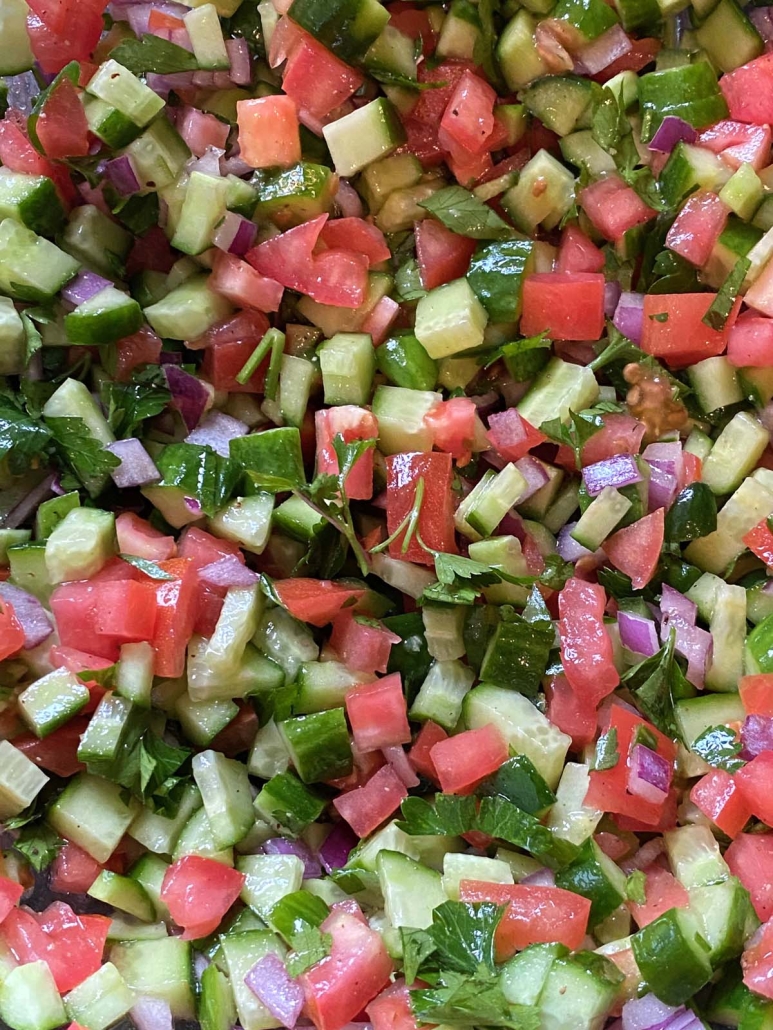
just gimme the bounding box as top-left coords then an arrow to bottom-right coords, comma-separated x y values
61,270 -> 113,307
742,714 -> 773,759
647,464 -> 678,512
660,583 -> 697,627
649,115 -> 698,154
226,37 -> 252,85
582,453 -> 642,496
107,439 -> 161,489
164,366 -> 210,432
0,584 -> 52,649
103,154 -> 141,196
130,997 -> 174,1030
575,23 -> 632,74
186,411 -> 249,458
6,71 -> 41,115
319,822 -> 358,873
263,837 -> 322,879
617,610 -> 659,657
628,744 -> 672,805
514,455 -> 550,501
520,868 -> 556,887
613,291 -> 645,345
186,146 -> 225,178
245,954 -> 304,1028
557,523 -> 595,562
382,746 -> 419,788
213,210 -> 257,256
199,555 -> 259,589
604,280 -> 622,318
622,994 -> 682,1030
2,475 -> 56,530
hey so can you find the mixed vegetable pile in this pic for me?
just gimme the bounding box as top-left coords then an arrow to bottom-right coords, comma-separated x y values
7,0 -> 773,1026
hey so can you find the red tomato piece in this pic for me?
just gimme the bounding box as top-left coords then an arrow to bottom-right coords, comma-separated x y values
49,843 -> 102,895
727,833 -> 773,922
743,919 -> 773,1000
397,117 -> 446,167
415,220 -> 476,290
640,292 -> 741,367
601,508 -> 665,590
281,36 -> 364,121
728,315 -> 773,367
115,512 -> 176,562
439,70 -> 497,157
367,979 -> 419,1030
558,578 -> 619,706
300,907 -> 393,1030
201,336 -> 268,393
424,397 -> 477,464
627,864 -> 689,928
408,721 -> 447,784
27,8 -> 104,75
50,583 -> 120,661
329,609 -> 400,676
520,272 -> 606,341
743,518 -> 773,566
721,53 -> 773,126
385,452 -> 456,566
579,175 -> 656,242
210,702 -> 258,758
665,191 -> 729,268
545,673 -> 596,750
237,95 -> 301,169
5,903 -> 109,992
735,752 -> 773,826
0,600 -> 24,660
345,673 -> 411,753
304,247 -> 369,309
458,881 -> 591,960
412,60 -> 477,130
92,580 -> 158,642
430,724 -> 508,794
593,36 -> 660,79
274,579 -> 365,628
315,405 -> 378,501
360,295 -> 400,347
178,527 -> 243,569
13,719 -> 87,778
209,252 -> 284,314
556,225 -> 605,274
740,674 -> 773,716
691,769 -> 752,840
580,413 -> 645,466
486,409 -> 546,462
387,2 -> 437,56
320,219 -> 390,267
247,214 -> 327,293
178,106 -> 229,157
0,878 -> 23,925
161,855 -> 245,940
113,326 -> 163,381
152,558 -> 198,678
333,765 -> 408,837
35,75 -> 89,159
696,120 -> 771,170
0,111 -> 76,206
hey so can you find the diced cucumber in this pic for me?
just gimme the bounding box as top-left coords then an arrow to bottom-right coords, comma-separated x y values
144,274 -> 233,340
701,411 -> 768,495
220,931 -> 286,1030
88,870 -> 156,921
0,218 -> 79,301
254,606 -> 318,681
174,806 -> 234,866
0,740 -> 48,820
199,963 -> 237,1030
360,153 -> 422,215
517,357 -> 600,430
208,494 -> 275,555
455,464 -> 527,539
288,0 -> 389,61
128,782 -> 203,855
238,853 -> 305,920
442,852 -> 513,901
705,582 -> 746,692
279,709 -> 353,783
279,354 -> 315,428
295,661 -> 364,715
372,385 -> 441,453
0,169 -> 65,237
538,952 -> 622,1030
18,668 -> 89,738
555,838 -> 628,925
116,641 -> 155,708
631,907 -> 713,1005
422,605 -> 466,662
123,117 -> 191,194
323,99 -> 405,177
254,771 -> 326,835
691,876 -> 756,967
110,937 -> 195,1018
695,0 -> 763,72
61,204 -> 132,278
571,487 -> 632,550
436,0 -> 480,59
546,763 -> 603,846
685,473 -> 773,574
187,585 -> 262,696
0,0 -> 33,75
248,719 -> 291,779
523,76 -> 594,137
87,59 -> 165,127
414,278 -> 488,359
44,507 -> 116,585
497,10 -> 549,90
0,961 -> 65,1030
192,749 -> 254,849
253,162 -> 336,228
665,824 -> 729,889
176,693 -> 239,747
64,962 -> 135,1030
377,850 -> 446,928
688,355 -> 743,414
675,692 -> 745,747
185,3 -> 230,68
502,150 -> 576,232
172,172 -> 230,255
48,773 -> 138,863
318,333 -> 376,405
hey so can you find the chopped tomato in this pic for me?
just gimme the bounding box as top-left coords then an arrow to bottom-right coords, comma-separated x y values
640,293 -> 741,367
439,70 -> 497,157
274,578 -> 365,627
151,558 -> 199,678
728,315 -> 773,367
424,397 -> 477,464
281,35 -> 364,121
486,409 -> 546,462
93,579 -> 158,642
0,878 -> 23,925
579,174 -> 656,242
161,855 -> 245,940
367,979 -> 420,1030
385,452 -> 456,565
49,843 -> 102,895
743,919 -> 773,1000
545,672 -> 596,750
415,220 -> 476,290
387,2 -> 437,56
520,272 -> 606,341
345,673 -> 411,753
696,120 -> 771,171
4,903 -> 110,992
0,600 -> 24,660
50,583 -> 120,661
740,674 -> 773,716
720,53 -> 773,126
727,833 -> 773,922
691,769 -> 751,840
13,719 -> 87,778
113,326 -> 164,381
329,609 -> 400,675
430,724 -> 508,794
237,95 -> 301,169
743,518 -> 773,566
115,512 -> 177,562
27,8 -> 105,75
0,111 -> 76,205
315,406 -> 378,500
320,219 -> 391,267
178,527 -> 244,569
735,752 -> 773,826
35,74 -> 90,159
627,864 -> 689,928
558,578 -> 619,706
333,765 -> 408,837
458,881 -> 591,959
556,225 -> 605,274
593,36 -> 660,79
300,907 -> 393,1030
665,191 -> 729,268
580,413 -> 645,466
209,251 -> 284,314
408,721 -> 447,784
601,508 -> 665,590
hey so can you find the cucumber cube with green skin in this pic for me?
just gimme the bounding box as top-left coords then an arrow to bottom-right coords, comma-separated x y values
665,824 -> 729,889
254,770 -> 326,834
83,95 -> 144,149
555,838 -> 628,925
144,274 -> 233,340
467,238 -> 534,323
409,660 -> 475,731
323,98 -> 405,177
377,849 -> 446,928
522,75 -> 595,136
18,668 -> 90,738
501,942 -> 569,1006
43,376 -> 115,447
0,296 -> 24,375
0,0 -> 34,76
376,332 -> 438,391
0,217 -> 80,302
238,853 -> 305,919
371,385 -> 441,454
0,961 -> 65,1030
44,507 -> 116,585
497,10 -> 549,90
192,749 -> 254,849
87,59 -> 165,127
638,63 -> 728,144
631,907 -> 713,1005
700,411 -> 769,495
538,952 -> 623,1030
414,277 -> 488,360
110,937 -> 195,1018
62,204 -> 133,278
318,333 -> 376,405
279,709 -> 353,783
230,427 -> 306,492
173,805 -> 234,865
0,168 -> 65,236
502,150 -> 576,232
88,870 -> 156,922
221,930 -> 287,1030
171,171 -> 230,255
64,962 -> 135,1030
49,773 -> 138,863
0,739 -> 49,819
200,964 -> 238,1030
253,163 -> 337,229
123,117 -> 191,194
64,286 -> 144,345
288,0 -> 389,61
517,356 -> 600,429
36,491 -> 80,540
7,543 -> 52,604
208,494 -> 277,554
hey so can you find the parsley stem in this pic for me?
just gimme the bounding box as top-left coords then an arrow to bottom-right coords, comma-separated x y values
369,477 -> 425,554
264,330 -> 286,401
235,328 -> 283,386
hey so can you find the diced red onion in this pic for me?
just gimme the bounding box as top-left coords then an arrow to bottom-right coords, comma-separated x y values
557,523 -> 595,562
742,714 -> 773,759
245,953 -> 304,1028
608,1022 -> 624,1030
103,154 -> 141,196
186,146 -> 225,178
319,822 -> 358,873
146,71 -> 196,97
61,270 -> 112,307
263,837 -> 322,879
514,455 -> 550,501
628,744 -> 672,805
643,441 -> 683,478
199,555 -> 258,589
186,411 -> 248,457
612,291 -> 645,344
660,585 -> 711,686
226,37 -> 252,85
620,836 -> 665,874
130,997 -> 174,1030
336,179 -> 364,219
622,995 -> 682,1030
2,475 -> 55,530
582,453 -> 642,496
648,464 -> 678,511
660,583 -> 697,627
521,868 -> 556,887
663,1012 -> 703,1030
221,152 -> 253,177
751,7 -> 773,42
184,496 -> 202,516
193,952 -> 210,981
605,280 -> 622,318
0,584 -> 52,649
382,746 -> 420,788
123,1 -> 189,37
50,475 -> 65,497
164,366 -> 210,432
575,23 -> 632,74
107,439 -> 161,489
6,71 -> 40,115
617,611 -> 659,657
213,211 -> 258,256
648,115 -> 698,154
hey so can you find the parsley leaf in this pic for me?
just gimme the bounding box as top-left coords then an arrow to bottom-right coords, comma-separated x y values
435,552 -> 500,587
112,34 -> 199,75
591,727 -> 620,771
419,186 -> 514,240
398,794 -> 478,836
394,258 -> 427,302
120,554 -> 175,580
15,823 -> 63,872
621,632 -> 681,739
285,925 -> 333,977
138,733 -> 190,800
0,394 -> 52,475
702,256 -> 749,331
411,969 -> 540,1029
428,901 -> 504,974
540,406 -> 620,469
481,332 -> 551,370
103,367 -> 171,439
401,928 -> 437,984
692,725 -> 744,773
45,416 -> 120,497
625,870 -> 647,905
21,311 -> 42,365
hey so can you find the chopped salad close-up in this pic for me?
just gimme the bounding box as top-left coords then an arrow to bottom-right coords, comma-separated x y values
6,0 -> 773,1027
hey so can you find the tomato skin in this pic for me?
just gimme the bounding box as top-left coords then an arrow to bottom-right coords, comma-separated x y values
151,558 -> 199,678
93,579 -> 158,642
237,95 -> 301,169
558,578 -> 619,707
387,2 -> 437,56
178,527 -> 243,569
49,843 -> 103,895
439,70 -> 497,157
27,7 -> 104,74
720,53 -> 773,126
740,674 -> 773,715
556,225 -> 605,274
486,409 -> 545,463
320,219 -> 390,267
727,833 -> 773,922
113,326 -> 163,381
0,112 -> 76,206
545,673 -> 596,750
281,35 -> 364,120
665,191 -> 729,269
735,752 -> 773,826
209,252 -> 284,314
345,673 -> 411,753
366,980 -> 419,1030
161,855 -> 245,940
743,920 -> 773,1001
696,120 -> 771,170
408,721 -> 447,783
201,336 -> 268,393
520,272 -> 606,342
50,583 -> 120,662
580,413 -> 645,466
329,609 -> 400,676
247,215 -> 327,294
115,512 -> 176,562
601,508 -> 665,590
300,907 -> 394,1030
0,600 -> 24,660
640,293 -> 741,367
691,769 -> 751,839
743,518 -> 773,565
274,579 -> 365,627
13,719 -> 87,778
333,765 -> 408,838
458,881 -> 591,959
627,864 -> 689,928
728,316 -> 773,367
385,452 -> 456,566
35,75 -> 90,159
415,220 -> 476,290
4,903 -> 110,993
579,175 -> 656,242
315,406 -> 378,501
0,878 -> 23,925
430,724 -> 508,794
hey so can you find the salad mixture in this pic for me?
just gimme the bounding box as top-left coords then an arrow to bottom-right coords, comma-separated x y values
5,0 -> 773,1027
